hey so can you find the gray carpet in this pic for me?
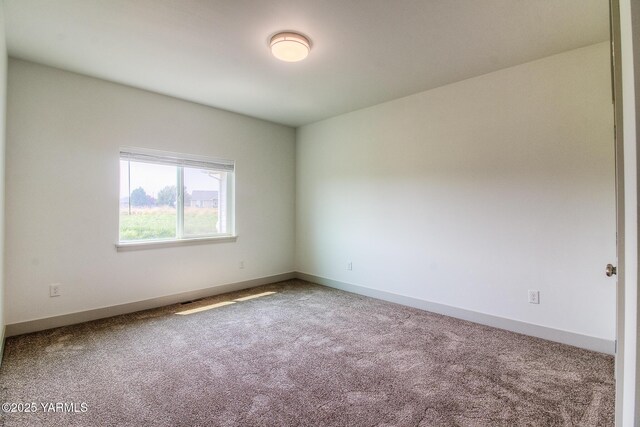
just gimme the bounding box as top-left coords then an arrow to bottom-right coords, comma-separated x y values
0,280 -> 614,426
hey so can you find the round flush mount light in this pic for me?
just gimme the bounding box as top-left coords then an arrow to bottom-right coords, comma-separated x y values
270,32 -> 311,62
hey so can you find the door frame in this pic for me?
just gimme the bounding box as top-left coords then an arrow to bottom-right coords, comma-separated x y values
611,0 -> 640,424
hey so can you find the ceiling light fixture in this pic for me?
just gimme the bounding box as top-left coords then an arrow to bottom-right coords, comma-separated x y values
270,32 -> 310,62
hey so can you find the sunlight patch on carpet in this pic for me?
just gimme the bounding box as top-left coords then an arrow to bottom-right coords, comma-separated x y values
175,291 -> 277,315
176,301 -> 236,315
234,291 -> 277,302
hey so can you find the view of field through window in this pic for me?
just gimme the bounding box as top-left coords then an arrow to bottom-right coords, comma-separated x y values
119,160 -> 225,241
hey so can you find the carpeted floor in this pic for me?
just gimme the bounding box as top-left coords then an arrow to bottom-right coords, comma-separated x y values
0,280 -> 614,426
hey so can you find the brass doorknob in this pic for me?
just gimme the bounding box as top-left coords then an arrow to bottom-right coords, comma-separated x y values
606,264 -> 617,277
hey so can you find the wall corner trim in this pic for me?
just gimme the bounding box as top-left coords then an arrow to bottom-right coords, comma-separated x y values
296,272 -> 616,355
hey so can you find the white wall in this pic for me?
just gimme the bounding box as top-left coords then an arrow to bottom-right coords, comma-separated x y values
296,42 -> 616,342
0,4 -> 7,358
5,59 -> 295,324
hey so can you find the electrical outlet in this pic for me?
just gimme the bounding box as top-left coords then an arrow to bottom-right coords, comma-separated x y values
347,262 -> 353,271
239,261 -> 245,269
528,290 -> 539,304
49,283 -> 61,297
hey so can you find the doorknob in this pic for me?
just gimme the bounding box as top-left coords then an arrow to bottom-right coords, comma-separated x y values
606,264 -> 617,277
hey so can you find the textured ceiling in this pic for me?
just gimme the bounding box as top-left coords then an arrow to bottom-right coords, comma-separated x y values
5,0 -> 609,127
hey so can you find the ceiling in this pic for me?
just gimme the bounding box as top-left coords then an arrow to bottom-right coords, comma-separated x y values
4,0 -> 609,127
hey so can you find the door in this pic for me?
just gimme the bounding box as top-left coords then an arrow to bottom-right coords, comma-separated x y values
609,0 -> 625,424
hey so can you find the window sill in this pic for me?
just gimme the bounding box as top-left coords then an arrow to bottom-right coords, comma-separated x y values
115,235 -> 238,252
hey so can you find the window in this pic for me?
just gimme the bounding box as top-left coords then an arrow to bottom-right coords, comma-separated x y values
119,149 -> 234,244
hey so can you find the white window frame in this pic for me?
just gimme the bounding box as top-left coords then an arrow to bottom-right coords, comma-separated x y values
116,147 -> 236,251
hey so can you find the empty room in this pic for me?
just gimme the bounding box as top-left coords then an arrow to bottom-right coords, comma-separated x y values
1,0 -> 640,426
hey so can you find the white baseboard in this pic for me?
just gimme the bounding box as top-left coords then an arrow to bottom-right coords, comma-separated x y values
5,272 -> 297,337
297,272 -> 615,355
4,271 -> 615,356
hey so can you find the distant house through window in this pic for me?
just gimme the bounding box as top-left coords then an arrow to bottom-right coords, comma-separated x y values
190,190 -> 219,208
119,149 -> 234,243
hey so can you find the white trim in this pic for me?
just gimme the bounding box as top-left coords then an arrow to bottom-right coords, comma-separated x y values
4,272 -> 297,337
5,271 -> 615,356
176,166 -> 184,237
115,235 -> 238,251
297,272 -> 616,355
619,0 -> 640,423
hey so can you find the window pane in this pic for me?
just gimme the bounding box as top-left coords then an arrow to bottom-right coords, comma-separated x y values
183,167 -> 226,236
119,160 -> 177,241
